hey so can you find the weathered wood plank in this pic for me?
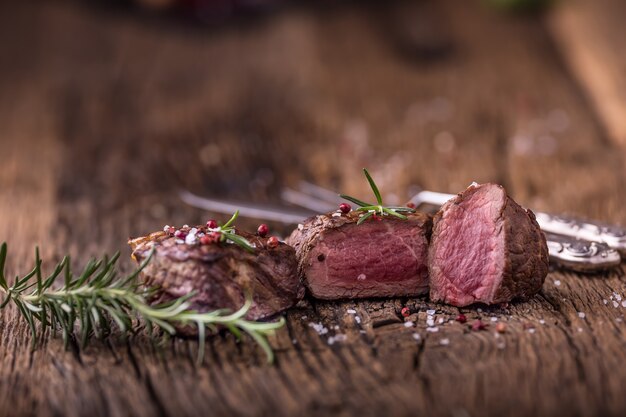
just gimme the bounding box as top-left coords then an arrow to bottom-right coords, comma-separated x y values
0,1 -> 625,417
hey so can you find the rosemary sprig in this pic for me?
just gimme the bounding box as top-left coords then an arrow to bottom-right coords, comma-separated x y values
211,210 -> 255,252
0,242 -> 283,363
340,168 -> 416,225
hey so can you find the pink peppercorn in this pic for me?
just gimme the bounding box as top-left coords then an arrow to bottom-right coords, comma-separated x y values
401,307 -> 411,318
471,319 -> 487,331
339,203 -> 351,214
257,224 -> 269,237
267,236 -> 279,249
406,202 -> 416,209
455,314 -> 467,324
206,219 -> 218,229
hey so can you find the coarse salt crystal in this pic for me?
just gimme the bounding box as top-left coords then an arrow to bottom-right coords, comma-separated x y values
622,301 -> 626,308
613,301 -> 619,308
404,321 -> 414,328
440,338 -> 450,346
577,312 -> 586,319
163,225 -> 170,232
603,299 -> 609,305
355,316 -> 361,324
412,333 -> 421,341
554,280 -> 561,286
528,328 -> 536,334
301,315 -> 307,320
185,228 -> 198,245
357,274 -> 366,281
490,317 -> 498,322
578,327 -> 583,332
426,309 -> 436,315
297,224 -> 304,231
347,309 -> 357,314
331,212 -> 342,218
539,319 -> 546,325
427,318 -> 435,327
426,327 -> 439,332
438,318 -> 445,324
617,294 -> 623,302
477,308 -> 483,313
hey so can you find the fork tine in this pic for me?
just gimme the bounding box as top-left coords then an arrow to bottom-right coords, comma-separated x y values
179,190 -> 311,224
280,188 -> 336,213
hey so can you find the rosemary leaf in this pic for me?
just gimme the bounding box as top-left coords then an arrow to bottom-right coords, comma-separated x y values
0,243 -> 283,364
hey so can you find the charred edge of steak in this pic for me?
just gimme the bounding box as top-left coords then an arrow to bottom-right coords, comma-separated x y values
129,227 -> 304,329
288,210 -> 433,300
429,183 -> 549,307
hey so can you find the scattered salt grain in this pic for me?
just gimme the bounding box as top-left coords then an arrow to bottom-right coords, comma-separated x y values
309,322 -> 329,335
404,321 -> 414,328
175,239 -> 185,245
327,334 -> 348,345
297,224 -> 304,231
477,308 -> 483,313
426,309 -> 436,316
347,309 -> 357,314
622,301 -> 626,308
617,318 -> 623,323
554,280 -> 561,286
539,319 -> 546,325
426,327 -> 439,333
427,317 -> 435,327
528,328 -> 536,334
360,330 -> 367,334
603,299 -> 609,305
613,301 -> 619,308
412,333 -> 421,341
333,325 -> 340,330
577,312 -> 586,319
331,212 -> 342,218
616,293 -> 623,302
185,228 -> 198,245
357,274 -> 367,281
438,318 -> 445,324
439,338 -> 450,346
163,225 -> 170,232
490,317 -> 498,322
355,316 -> 361,324
578,327 -> 583,332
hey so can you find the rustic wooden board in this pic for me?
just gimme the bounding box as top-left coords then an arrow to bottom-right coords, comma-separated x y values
1,1 -> 625,416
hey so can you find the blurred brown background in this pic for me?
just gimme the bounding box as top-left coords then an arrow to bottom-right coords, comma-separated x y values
1,0 -> 626,416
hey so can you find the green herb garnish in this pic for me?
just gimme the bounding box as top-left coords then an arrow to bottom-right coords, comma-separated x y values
211,210 -> 255,252
0,243 -> 283,364
340,168 -> 416,225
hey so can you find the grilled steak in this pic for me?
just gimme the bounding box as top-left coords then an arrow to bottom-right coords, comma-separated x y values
429,183 -> 549,307
288,211 -> 432,299
129,228 -> 304,324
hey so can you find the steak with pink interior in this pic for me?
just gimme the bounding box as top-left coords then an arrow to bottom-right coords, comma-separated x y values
288,211 -> 432,299
429,183 -> 549,307
129,228 -> 304,327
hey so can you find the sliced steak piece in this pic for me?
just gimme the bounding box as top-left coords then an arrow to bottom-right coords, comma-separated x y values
429,183 -> 549,307
288,211 -> 432,299
129,228 -> 303,324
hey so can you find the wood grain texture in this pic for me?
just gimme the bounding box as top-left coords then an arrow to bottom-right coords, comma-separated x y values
1,1 -> 625,416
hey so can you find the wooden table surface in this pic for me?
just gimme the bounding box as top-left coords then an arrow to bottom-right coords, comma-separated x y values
1,1 -> 626,416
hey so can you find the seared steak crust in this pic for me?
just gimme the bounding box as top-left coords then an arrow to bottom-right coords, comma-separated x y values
288,211 -> 432,299
129,229 -> 304,323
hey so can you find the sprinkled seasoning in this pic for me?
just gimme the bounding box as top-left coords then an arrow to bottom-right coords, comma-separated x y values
267,236 -> 279,249
257,224 -> 269,237
339,203 -> 351,214
471,319 -> 487,331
